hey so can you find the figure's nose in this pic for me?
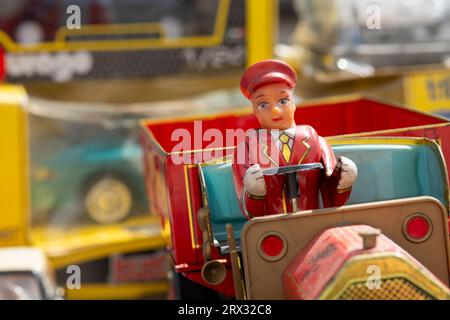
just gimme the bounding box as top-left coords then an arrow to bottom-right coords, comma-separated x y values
271,105 -> 282,115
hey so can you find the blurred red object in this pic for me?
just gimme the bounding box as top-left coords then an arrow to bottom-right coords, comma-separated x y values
0,48 -> 4,81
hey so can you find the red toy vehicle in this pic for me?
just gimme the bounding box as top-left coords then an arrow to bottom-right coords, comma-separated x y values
140,96 -> 450,299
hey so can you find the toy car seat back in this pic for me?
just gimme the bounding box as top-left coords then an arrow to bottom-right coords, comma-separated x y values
333,141 -> 448,209
199,139 -> 448,251
199,163 -> 246,245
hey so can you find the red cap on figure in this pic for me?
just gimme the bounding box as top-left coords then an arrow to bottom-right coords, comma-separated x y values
240,59 -> 297,99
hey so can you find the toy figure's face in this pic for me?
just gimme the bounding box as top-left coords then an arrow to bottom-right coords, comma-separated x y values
250,82 -> 296,130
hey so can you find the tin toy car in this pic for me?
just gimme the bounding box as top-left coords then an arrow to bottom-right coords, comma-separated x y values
30,125 -> 147,225
28,102 -> 150,226
140,94 -> 450,299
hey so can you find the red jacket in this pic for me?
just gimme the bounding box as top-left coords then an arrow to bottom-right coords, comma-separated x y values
232,125 -> 351,218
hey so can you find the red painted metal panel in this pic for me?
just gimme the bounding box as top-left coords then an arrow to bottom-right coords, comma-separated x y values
283,225 -> 399,300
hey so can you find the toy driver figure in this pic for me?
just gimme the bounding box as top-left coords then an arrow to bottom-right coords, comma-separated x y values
232,60 -> 357,218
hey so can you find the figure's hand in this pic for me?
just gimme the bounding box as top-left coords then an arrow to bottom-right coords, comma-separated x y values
336,156 -> 357,191
244,164 -> 267,197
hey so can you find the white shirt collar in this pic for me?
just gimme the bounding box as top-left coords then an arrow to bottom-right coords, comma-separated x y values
284,127 -> 296,137
270,127 -> 295,140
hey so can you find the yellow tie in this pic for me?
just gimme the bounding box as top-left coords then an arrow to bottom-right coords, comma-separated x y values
279,132 -> 291,162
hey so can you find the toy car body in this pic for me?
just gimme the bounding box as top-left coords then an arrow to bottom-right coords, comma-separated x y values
30,130 -> 148,225
27,115 -> 168,299
0,247 -> 62,300
140,96 -> 450,299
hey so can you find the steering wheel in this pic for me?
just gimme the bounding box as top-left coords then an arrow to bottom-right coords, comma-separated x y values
260,163 -> 324,176
261,163 -> 324,213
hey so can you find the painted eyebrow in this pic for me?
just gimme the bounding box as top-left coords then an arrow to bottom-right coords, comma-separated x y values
279,90 -> 289,94
254,94 -> 266,99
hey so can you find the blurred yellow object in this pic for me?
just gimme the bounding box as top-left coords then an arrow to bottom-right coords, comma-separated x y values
404,69 -> 450,114
31,215 -> 169,300
0,84 -> 29,247
65,282 -> 168,300
31,215 -> 164,269
247,0 -> 277,65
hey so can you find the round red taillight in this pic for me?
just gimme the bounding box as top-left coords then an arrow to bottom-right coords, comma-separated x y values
403,213 -> 432,243
258,232 -> 287,261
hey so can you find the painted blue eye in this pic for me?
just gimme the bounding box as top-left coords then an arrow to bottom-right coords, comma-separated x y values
258,102 -> 269,110
279,98 -> 289,106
